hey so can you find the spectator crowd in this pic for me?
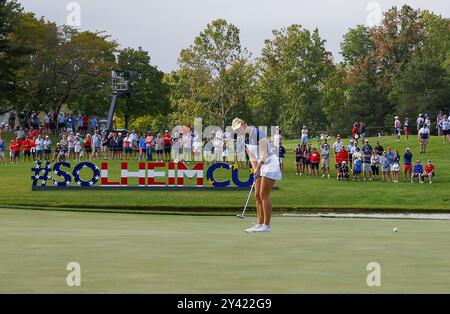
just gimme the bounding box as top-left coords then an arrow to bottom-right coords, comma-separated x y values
0,110 -> 448,185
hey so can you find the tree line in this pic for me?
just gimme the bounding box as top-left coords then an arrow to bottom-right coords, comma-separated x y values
1,1 -> 449,137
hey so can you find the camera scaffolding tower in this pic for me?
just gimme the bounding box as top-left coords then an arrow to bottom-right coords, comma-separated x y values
106,70 -> 133,132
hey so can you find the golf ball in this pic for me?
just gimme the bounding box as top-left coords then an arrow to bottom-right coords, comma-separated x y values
393,228 -> 399,232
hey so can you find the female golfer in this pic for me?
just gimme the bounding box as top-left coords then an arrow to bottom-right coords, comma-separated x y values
232,118 -> 282,233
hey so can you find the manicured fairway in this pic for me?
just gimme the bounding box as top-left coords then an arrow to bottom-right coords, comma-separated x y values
1,208 -> 450,293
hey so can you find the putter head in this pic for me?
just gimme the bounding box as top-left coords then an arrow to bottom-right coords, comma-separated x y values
236,214 -> 245,219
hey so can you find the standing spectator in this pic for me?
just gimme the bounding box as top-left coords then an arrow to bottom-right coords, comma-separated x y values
82,115 -> 89,132
381,152 -> 391,182
362,148 -> 372,181
360,122 -> 366,143
89,116 -> 98,132
58,112 -> 66,134
182,129 -> 192,162
352,123 -> 359,146
30,136 -> 36,161
27,126 -> 39,140
117,133 -> 124,160
423,160 -> 436,184
332,136 -> 343,154
123,133 -> 132,160
35,134 -> 44,161
16,126 -> 25,139
394,116 -> 401,141
353,157 -> 362,181
352,146 -> 362,166
303,144 -> 312,176
43,135 -> 52,161
21,137 -> 32,162
162,130 -> 172,161
49,113 -> 55,135
300,126 -> 308,145
137,133 -> 145,161
278,141 -> 286,173
67,132 -> 76,160
92,130 -> 102,160
347,140 -> 356,167
403,118 -> 410,140
273,127 -> 281,148
84,134 -> 92,160
76,115 -> 83,133
108,133 -> 118,160
74,134 -> 82,161
53,143 -> 62,162
391,150 -> 400,183
129,130 -> 139,159
10,139 -> 21,164
0,136 -> 5,164
100,131 -> 108,160
386,147 -> 395,181
412,160 -> 424,184
362,139 -> 373,154
424,113 -> 431,129
8,112 -> 16,130
66,117 -> 74,133
403,148 -> 413,182
441,114 -> 449,144
31,112 -> 40,129
293,144 -> 303,176
154,134 -> 164,162
418,125 -> 430,153
416,114 -> 424,132
43,113 -> 51,135
321,139 -> 331,179
60,135 -> 69,160
145,132 -> 154,161
309,148 -> 320,176
374,141 -> 384,156
193,135 -> 203,162
370,151 -> 380,181
436,111 -> 444,137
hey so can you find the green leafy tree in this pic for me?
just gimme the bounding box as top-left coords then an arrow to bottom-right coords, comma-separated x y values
0,0 -> 31,112
176,19 -> 255,129
116,47 -> 170,130
256,25 -> 334,137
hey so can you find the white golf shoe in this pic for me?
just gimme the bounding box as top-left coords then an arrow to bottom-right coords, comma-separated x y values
253,224 -> 271,233
245,224 -> 261,233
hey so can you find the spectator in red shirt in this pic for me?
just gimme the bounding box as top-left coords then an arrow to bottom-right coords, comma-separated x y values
352,123 -> 359,145
82,115 -> 89,131
309,148 -> 321,176
162,130 -> 172,161
423,160 -> 436,184
30,137 -> 37,161
22,137 -> 32,162
10,139 -> 21,164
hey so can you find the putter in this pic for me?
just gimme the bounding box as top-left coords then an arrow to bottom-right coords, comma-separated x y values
236,179 -> 255,219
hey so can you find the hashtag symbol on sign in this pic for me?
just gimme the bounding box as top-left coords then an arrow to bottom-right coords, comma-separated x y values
31,161 -> 53,187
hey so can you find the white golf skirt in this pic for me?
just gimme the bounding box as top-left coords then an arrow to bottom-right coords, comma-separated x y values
260,155 -> 282,181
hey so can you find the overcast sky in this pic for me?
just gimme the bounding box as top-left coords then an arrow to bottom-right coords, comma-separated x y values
18,0 -> 449,72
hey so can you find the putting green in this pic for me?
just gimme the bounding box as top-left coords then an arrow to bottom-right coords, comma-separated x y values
1,208 -> 450,293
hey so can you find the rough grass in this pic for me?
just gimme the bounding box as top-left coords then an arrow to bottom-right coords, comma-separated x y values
0,131 -> 449,212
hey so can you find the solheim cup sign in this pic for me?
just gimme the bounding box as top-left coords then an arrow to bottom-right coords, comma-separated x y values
31,119 -> 279,191
31,161 -> 255,190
